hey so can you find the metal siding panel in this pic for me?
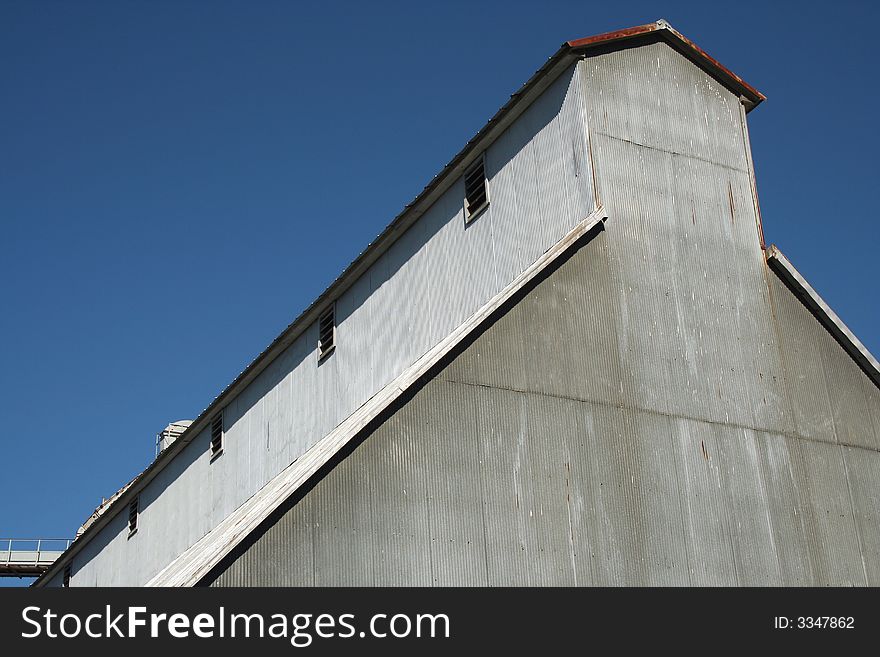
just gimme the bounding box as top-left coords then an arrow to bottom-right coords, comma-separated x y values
261,372 -> 278,490
517,67 -> 579,270
475,386 -> 541,585
523,391 -> 584,585
752,431 -> 815,585
486,63 -> 592,289
484,100 -> 538,288
567,61 -> 596,219
422,177 -> 498,345
582,41 -> 747,172
364,394 -> 433,586
311,445 -> 374,586
671,417 -> 738,585
813,297 -> 879,451
473,385 -> 587,586
441,230 -> 624,409
131,426 -> 211,586
287,322 -> 321,460
211,496 -> 315,587
422,382 -> 488,586
562,394 -> 599,586
715,427 -> 782,585
787,438 -> 866,586
588,404 -> 689,586
418,189 -> 465,348
589,134 -> 678,416
731,263 -> 792,434
315,328 -> 341,439
474,385 -> 595,586
335,267 -> 375,424
767,274 -> 837,443
842,447 -> 880,585
518,230 -> 622,407
369,209 -> 432,394
73,503 -> 129,586
239,397 -> 261,516
592,133 -> 783,430
862,377 -> 880,450
368,247 -> 394,390
272,348 -> 296,478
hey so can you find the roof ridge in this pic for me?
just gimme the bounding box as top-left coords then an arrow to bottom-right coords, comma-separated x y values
565,20 -> 765,110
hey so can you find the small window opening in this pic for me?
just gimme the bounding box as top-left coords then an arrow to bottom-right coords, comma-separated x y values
318,305 -> 336,361
210,412 -> 224,457
128,496 -> 139,535
62,563 -> 71,587
464,155 -> 489,222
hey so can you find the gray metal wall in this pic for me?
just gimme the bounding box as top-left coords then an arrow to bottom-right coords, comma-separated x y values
208,231 -> 880,586
206,42 -> 879,586
56,61 -> 596,586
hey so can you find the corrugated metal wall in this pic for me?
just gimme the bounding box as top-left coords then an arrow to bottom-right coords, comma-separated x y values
206,42 -> 879,587
208,231 -> 879,586
61,61 -> 596,586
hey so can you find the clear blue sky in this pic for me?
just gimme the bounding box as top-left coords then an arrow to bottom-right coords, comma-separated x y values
1,1 -> 877,584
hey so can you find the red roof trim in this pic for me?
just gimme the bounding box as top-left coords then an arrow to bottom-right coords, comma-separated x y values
566,22 -> 665,48
567,21 -> 766,108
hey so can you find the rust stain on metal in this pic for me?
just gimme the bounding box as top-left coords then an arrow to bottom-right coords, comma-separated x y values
727,180 -> 736,226
567,22 -> 665,49
738,101 -> 767,249
587,126 -> 601,210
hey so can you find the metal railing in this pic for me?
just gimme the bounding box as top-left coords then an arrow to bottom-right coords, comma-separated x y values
1,538 -> 72,576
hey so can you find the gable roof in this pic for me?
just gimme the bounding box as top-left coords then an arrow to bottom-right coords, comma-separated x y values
35,20 -> 765,587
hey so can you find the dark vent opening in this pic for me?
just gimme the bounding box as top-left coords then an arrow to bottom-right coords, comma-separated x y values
464,156 -> 489,221
318,305 -> 335,360
210,412 -> 224,457
128,497 -> 138,535
62,564 -> 71,587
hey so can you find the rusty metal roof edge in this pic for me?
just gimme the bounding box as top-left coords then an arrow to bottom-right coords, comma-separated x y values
766,244 -> 880,388
567,19 -> 766,111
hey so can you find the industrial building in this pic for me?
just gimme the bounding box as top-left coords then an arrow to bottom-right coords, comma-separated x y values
25,21 -> 879,587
